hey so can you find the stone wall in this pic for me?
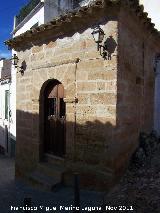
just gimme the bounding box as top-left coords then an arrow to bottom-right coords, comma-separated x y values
15,3 -> 159,188
114,6 -> 158,174
15,18 -> 118,184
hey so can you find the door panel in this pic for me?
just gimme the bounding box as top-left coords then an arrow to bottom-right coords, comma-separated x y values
45,83 -> 66,157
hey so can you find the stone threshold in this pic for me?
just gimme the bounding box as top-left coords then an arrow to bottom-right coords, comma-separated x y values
45,153 -> 65,162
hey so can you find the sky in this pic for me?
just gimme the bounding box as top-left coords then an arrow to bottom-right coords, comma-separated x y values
140,0 -> 160,31
0,0 -> 29,59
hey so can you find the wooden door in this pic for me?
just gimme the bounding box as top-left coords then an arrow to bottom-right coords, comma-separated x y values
45,83 -> 66,157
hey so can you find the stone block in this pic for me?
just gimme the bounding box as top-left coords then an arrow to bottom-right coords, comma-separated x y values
77,59 -> 104,71
88,70 -> 117,81
77,82 -> 97,92
32,45 -> 43,53
66,83 -> 76,97
105,81 -> 117,91
63,65 -> 76,85
45,49 -> 54,58
77,93 -> 90,104
66,105 -> 75,114
96,105 -> 116,118
30,52 -> 45,62
45,41 -> 57,49
90,93 -> 117,105
76,105 -> 96,116
84,49 -> 100,60
76,70 -> 88,81
97,82 -> 105,91
85,38 -> 95,48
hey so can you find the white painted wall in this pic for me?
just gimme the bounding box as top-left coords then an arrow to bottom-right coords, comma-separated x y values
0,60 -> 3,79
14,6 -> 45,36
0,84 -> 10,149
139,0 -> 160,31
9,62 -> 16,141
0,60 -> 11,154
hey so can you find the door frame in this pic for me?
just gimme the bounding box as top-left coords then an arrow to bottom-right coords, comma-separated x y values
39,79 -> 66,159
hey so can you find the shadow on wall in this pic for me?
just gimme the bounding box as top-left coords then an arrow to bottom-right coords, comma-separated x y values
15,109 -> 117,190
0,124 -> 16,157
16,109 -> 116,163
15,106 -> 141,181
103,36 -> 117,60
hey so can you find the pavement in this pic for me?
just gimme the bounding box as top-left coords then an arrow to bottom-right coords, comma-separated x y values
0,155 -> 104,213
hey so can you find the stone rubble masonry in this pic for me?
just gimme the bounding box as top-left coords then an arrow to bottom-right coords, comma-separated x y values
15,5 -> 159,189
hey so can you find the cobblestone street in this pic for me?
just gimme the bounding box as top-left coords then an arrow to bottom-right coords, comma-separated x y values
0,155 -> 104,213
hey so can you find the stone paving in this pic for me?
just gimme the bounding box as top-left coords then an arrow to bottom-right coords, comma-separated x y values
0,155 -> 104,213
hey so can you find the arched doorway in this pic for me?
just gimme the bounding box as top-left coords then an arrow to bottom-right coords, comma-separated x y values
44,80 -> 66,157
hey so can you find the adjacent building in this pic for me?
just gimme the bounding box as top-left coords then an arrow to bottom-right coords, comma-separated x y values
13,0 -> 91,37
0,59 -> 13,156
5,0 -> 160,190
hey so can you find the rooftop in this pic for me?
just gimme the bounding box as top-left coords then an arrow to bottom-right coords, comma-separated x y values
5,0 -> 160,49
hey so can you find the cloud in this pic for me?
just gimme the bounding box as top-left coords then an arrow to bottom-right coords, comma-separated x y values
0,50 -> 11,59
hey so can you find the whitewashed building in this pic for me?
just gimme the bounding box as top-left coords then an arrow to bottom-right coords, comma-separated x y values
12,0 -> 89,37
0,59 -> 13,156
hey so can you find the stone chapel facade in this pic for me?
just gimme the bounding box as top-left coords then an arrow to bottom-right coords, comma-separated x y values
6,0 -> 160,190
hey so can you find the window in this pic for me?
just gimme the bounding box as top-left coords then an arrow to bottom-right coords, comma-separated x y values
48,98 -> 57,116
60,98 -> 65,118
5,90 -> 9,120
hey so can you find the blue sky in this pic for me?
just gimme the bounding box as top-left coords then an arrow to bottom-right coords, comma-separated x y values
0,0 -> 29,59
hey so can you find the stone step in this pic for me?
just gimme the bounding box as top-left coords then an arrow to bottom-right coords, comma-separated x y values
62,162 -> 115,191
37,162 -> 65,179
44,153 -> 65,166
29,170 -> 62,191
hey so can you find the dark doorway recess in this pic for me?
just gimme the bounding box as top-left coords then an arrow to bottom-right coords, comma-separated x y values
44,80 -> 66,157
